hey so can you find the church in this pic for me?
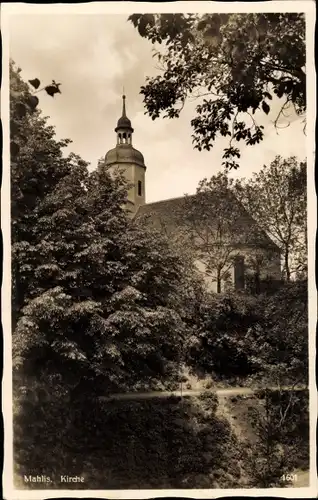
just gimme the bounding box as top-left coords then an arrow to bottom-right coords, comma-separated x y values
103,95 -> 282,293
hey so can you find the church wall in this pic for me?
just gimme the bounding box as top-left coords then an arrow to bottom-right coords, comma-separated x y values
182,217 -> 281,284
148,218 -> 282,293
194,259 -> 231,293
194,244 -> 281,294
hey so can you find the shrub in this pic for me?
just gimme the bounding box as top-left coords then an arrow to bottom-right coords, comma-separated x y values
243,389 -> 309,487
185,280 -> 307,386
14,394 -> 241,489
185,291 -> 262,379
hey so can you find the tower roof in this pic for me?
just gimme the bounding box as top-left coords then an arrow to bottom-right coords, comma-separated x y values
105,145 -> 145,168
105,94 -> 146,169
115,95 -> 133,132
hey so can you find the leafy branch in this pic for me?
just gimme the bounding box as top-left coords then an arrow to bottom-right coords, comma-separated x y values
130,13 -> 306,170
11,75 -> 62,159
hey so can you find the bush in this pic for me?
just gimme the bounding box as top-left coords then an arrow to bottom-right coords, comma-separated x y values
243,389 -> 309,487
186,291 -> 262,379
185,280 -> 308,386
14,393 -> 241,489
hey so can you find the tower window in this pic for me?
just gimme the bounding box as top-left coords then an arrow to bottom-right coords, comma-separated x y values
138,180 -> 142,196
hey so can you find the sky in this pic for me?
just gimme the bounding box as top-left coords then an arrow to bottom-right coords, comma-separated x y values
8,10 -> 306,203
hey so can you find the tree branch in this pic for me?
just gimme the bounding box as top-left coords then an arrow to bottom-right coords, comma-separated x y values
273,98 -> 292,132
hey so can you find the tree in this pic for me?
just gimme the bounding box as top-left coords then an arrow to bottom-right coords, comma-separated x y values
175,172 -> 251,293
129,13 -> 306,169
11,64 -> 193,405
243,248 -> 282,296
10,59 -> 61,160
10,61 -> 72,327
244,388 -> 309,487
249,279 -> 308,387
10,66 -> 239,487
234,156 -> 306,282
185,277 -> 307,385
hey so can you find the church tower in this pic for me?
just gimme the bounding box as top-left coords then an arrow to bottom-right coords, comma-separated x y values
105,95 -> 146,215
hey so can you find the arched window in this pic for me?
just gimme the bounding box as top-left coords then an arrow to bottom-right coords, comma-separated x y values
138,180 -> 142,196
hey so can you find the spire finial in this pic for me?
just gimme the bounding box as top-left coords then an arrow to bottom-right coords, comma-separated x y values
122,90 -> 126,117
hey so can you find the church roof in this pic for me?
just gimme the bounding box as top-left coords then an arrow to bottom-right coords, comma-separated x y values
136,194 -> 280,251
137,196 -> 192,224
137,196 -> 189,215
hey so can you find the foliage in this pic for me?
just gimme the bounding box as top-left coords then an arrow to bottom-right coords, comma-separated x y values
186,291 -> 263,379
10,60 -> 62,159
11,63 -> 191,406
11,63 -> 217,490
175,172 -> 253,293
14,394 -> 243,489
135,209 -> 208,331
10,61 -> 76,322
244,389 -> 309,487
244,271 -> 283,296
248,279 -> 308,387
129,13 -> 306,169
234,156 -> 307,281
186,279 -> 307,386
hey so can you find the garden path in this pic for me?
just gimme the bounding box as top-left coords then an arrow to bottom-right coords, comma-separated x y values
99,385 -> 306,402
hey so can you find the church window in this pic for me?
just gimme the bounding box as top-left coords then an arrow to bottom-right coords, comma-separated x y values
138,180 -> 142,196
234,255 -> 245,290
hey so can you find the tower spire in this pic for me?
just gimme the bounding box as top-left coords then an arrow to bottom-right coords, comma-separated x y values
122,93 -> 127,118
115,92 -> 134,145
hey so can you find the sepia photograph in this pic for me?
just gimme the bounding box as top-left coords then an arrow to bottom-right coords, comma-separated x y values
1,1 -> 316,498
